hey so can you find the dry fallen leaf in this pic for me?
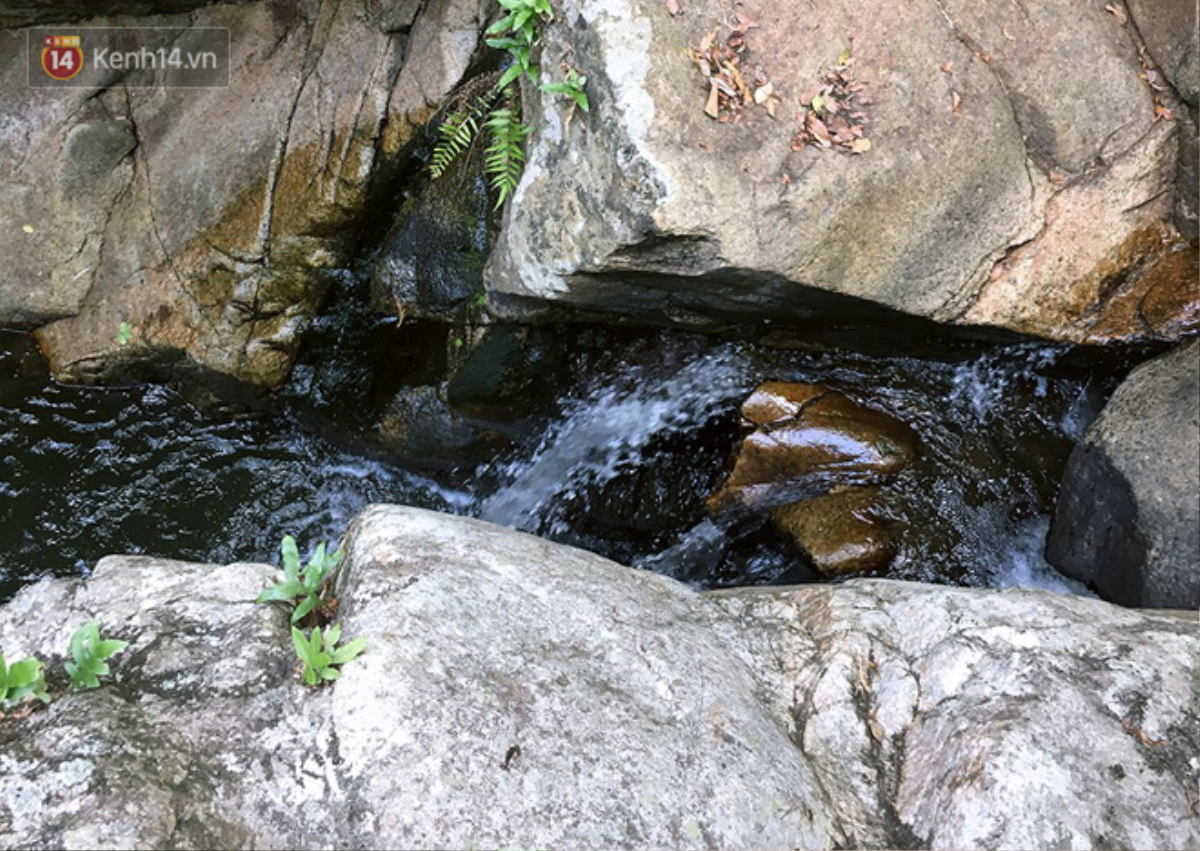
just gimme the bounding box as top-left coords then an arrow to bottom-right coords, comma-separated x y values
850,137 -> 872,153
753,82 -> 774,104
1105,2 -> 1127,24
1154,103 -> 1174,122
940,61 -> 954,73
699,28 -> 717,53
807,111 -> 832,146
22,225 -> 34,234
666,0 -> 681,15
951,90 -> 961,113
1001,24 -> 1015,40
705,79 -> 720,118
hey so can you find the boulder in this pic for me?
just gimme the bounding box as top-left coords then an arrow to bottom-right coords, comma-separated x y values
486,0 -> 1196,345
708,383 -> 912,575
2,505 -> 1196,849
1046,340 -> 1200,609
0,0 -> 485,388
377,383 -> 509,469
1,505 -> 1197,849
770,486 -> 896,575
708,382 -> 917,514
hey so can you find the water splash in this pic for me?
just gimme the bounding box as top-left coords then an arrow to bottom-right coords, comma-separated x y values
479,346 -> 750,532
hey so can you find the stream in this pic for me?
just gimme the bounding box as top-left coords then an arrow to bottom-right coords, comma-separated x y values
1,315 -> 1124,603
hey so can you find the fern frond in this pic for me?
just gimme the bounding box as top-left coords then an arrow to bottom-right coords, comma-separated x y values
429,90 -> 500,179
483,106 -> 533,209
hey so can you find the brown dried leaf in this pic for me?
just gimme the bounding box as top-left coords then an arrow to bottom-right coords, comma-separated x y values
806,111 -> 832,146
1105,2 -> 1127,24
753,81 -> 774,104
951,90 -> 961,113
705,79 -> 720,118
941,61 -> 954,73
1154,103 -> 1174,122
1001,24 -> 1016,40
699,28 -> 717,53
666,0 -> 681,14
800,81 -> 824,106
765,97 -> 778,118
850,137 -> 872,153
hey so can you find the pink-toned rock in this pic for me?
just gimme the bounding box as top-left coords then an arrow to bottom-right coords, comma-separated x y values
488,0 -> 1194,346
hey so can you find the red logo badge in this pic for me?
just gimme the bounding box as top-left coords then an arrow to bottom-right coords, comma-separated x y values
42,35 -> 83,81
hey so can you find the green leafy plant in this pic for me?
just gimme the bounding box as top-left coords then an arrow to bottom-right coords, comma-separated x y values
65,620 -> 129,690
256,535 -> 341,624
541,65 -> 589,112
429,0 -> 587,209
0,652 -> 50,708
483,107 -> 534,208
429,93 -> 495,180
291,624 -> 366,686
486,0 -> 553,89
115,322 -> 133,346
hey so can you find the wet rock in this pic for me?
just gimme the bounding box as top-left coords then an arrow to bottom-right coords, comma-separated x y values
1046,340 -> 1200,609
487,0 -> 1192,346
372,138 -> 496,322
377,383 -> 507,469
0,0 -> 485,389
708,383 -> 916,515
771,487 -> 896,575
2,505 -> 1197,849
444,325 -> 571,422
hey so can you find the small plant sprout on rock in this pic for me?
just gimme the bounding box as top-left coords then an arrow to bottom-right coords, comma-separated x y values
0,652 -> 50,711
65,620 -> 129,690
256,534 -> 340,625
291,624 -> 366,687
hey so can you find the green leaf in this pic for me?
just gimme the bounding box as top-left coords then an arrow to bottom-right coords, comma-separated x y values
281,535 -> 301,577
291,594 -> 318,624
95,639 -> 129,659
321,667 -> 341,681
330,637 -> 367,665
7,658 -> 40,687
571,90 -> 590,112
256,580 -> 305,603
498,63 -> 524,91
324,623 -> 341,648
291,627 -> 310,661
486,16 -> 515,36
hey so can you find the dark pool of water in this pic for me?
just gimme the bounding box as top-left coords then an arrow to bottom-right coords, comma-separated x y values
0,330 -> 456,601
1,322 -> 1122,603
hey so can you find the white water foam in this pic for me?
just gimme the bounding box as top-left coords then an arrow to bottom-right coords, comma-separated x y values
479,346 -> 749,532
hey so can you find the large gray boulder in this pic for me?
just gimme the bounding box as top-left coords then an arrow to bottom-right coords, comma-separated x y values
0,0 -> 485,388
1047,340 -> 1200,609
2,505 -> 1197,849
486,0 -> 1197,345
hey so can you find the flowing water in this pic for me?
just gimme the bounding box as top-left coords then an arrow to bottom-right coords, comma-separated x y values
0,325 -> 1118,603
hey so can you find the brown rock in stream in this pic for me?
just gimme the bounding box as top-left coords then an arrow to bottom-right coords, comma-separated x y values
710,382 -> 915,577
771,487 -> 896,576
708,382 -> 916,515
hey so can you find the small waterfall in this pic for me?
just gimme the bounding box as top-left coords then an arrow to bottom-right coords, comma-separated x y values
478,346 -> 749,532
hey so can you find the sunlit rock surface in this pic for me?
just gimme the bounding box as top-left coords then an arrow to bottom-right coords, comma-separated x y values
2,505 -> 1196,849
